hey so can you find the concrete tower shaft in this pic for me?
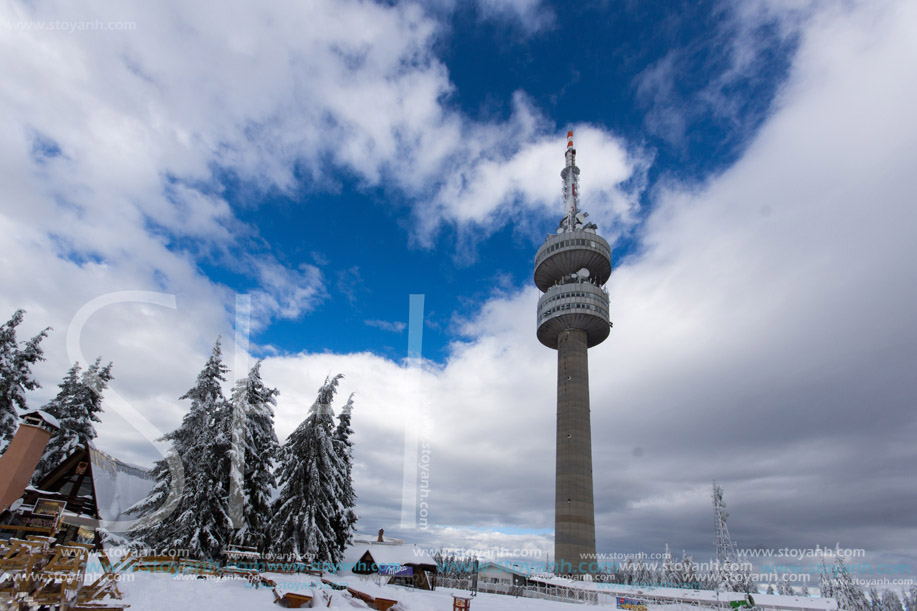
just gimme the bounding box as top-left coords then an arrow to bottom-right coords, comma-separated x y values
555,328 -> 596,572
534,131 -> 611,575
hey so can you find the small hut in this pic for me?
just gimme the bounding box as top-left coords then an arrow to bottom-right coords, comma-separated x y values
342,529 -> 439,590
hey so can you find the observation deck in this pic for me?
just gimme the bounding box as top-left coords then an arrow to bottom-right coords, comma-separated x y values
536,280 -> 610,349
534,230 -> 611,292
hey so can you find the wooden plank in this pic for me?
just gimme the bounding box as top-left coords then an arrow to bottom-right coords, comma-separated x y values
375,597 -> 398,611
282,592 -> 313,608
0,524 -> 56,534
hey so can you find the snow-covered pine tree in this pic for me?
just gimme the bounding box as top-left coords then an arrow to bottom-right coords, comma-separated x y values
129,339 -> 231,560
661,544 -> 678,587
776,572 -> 795,596
606,558 -> 625,585
331,392 -> 357,554
227,360 -> 280,552
33,363 -> 81,478
904,587 -> 917,611
634,557 -> 651,586
817,558 -> 834,599
125,451 -> 184,543
0,309 -> 50,448
272,374 -> 345,564
869,586 -> 883,611
883,590 -> 905,611
646,559 -> 661,587
798,583 -> 809,597
34,358 -> 113,482
681,551 -> 700,590
832,557 -> 870,611
619,556 -> 634,584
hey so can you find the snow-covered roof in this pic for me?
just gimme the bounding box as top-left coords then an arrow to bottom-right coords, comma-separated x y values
341,542 -> 437,572
479,562 -> 533,578
20,410 -> 60,429
87,446 -> 155,528
524,576 -> 837,611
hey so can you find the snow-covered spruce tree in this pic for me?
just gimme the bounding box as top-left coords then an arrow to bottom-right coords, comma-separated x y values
605,558 -> 625,585
664,546 -> 687,588
776,572 -> 795,596
868,586 -> 882,611
883,590 -> 905,611
34,358 -> 113,482
647,559 -> 661,587
331,392 -> 357,554
634,558 -> 652,586
617,556 -> 632,584
681,551 -> 700,590
125,451 -> 183,545
718,557 -> 755,594
129,339 -> 232,560
0,309 -> 50,448
904,587 -> 917,611
661,544 -> 677,587
227,360 -> 280,552
817,558 -> 834,599
831,557 -> 870,611
271,374 -> 345,564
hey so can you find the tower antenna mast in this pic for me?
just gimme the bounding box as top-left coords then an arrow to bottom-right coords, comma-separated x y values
534,130 -> 612,575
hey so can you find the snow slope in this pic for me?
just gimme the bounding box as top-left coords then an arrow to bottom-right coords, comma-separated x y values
117,570 -> 833,610
118,572 -> 621,610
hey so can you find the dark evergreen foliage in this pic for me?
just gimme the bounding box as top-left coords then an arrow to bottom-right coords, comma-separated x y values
331,392 -> 357,554
0,309 -> 50,447
271,374 -> 345,563
228,360 -> 280,552
33,357 -> 113,482
129,338 -> 231,560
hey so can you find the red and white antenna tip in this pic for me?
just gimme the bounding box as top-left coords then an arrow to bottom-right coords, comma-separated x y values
567,130 -> 574,148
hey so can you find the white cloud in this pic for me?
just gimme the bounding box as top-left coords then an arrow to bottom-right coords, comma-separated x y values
474,0 -> 554,34
421,99 -> 649,248
0,0 -> 644,337
1,0 -> 914,566
365,320 -> 407,333
254,0 -> 917,560
247,259 -> 325,329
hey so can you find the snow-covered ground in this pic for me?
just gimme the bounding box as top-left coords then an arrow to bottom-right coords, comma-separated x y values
115,571 -> 834,611
118,571 -> 620,610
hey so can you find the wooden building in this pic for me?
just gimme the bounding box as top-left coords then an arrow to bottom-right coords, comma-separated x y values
0,441 -> 154,547
342,530 -> 439,590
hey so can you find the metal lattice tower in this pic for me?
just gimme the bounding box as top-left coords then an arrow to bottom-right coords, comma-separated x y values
713,481 -> 756,593
713,481 -> 739,567
535,131 -> 612,575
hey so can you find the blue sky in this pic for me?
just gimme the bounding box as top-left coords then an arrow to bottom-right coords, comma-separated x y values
2,0 -> 916,576
196,0 -> 799,363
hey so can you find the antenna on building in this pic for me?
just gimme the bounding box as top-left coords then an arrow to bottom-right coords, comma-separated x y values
559,131 -> 582,233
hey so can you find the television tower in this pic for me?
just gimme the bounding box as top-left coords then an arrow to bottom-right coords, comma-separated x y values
535,131 -> 611,574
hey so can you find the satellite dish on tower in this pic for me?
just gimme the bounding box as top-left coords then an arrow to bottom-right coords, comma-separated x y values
577,268 -> 590,279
